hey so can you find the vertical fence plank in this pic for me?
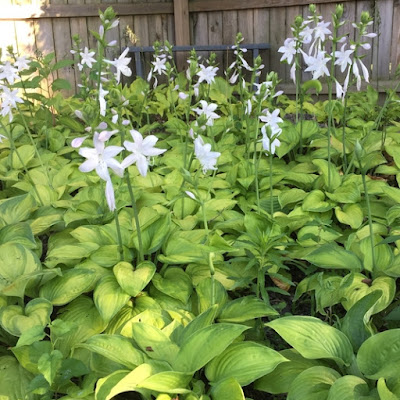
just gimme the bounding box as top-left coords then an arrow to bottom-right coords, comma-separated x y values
51,0 -> 75,95
208,11 -> 223,67
222,10 -> 237,71
86,0 -> 101,50
270,7 -> 286,80
390,0 -> 400,77
174,0 -> 190,70
254,8 -> 270,73
192,12 -> 208,59
372,0 -> 393,81
13,0 -> 36,57
0,0 -> 17,56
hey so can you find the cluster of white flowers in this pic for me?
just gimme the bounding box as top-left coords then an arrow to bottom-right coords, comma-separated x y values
259,108 -> 283,155
76,128 -> 166,211
0,55 -> 30,122
278,10 -> 376,99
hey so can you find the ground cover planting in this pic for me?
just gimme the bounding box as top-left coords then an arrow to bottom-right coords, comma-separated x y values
1,4 -> 400,399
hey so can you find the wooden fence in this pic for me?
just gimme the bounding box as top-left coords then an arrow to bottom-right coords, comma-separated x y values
1,0 -> 399,95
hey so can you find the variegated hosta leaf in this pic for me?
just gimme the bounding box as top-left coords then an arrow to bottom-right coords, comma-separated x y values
267,316 -> 353,366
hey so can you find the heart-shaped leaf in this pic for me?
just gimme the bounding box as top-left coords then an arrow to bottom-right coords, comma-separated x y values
113,261 -> 156,297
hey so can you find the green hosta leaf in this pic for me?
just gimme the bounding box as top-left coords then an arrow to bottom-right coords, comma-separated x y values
172,323 -> 249,373
96,362 -> 173,400
113,261 -> 156,297
359,235 -> 394,273
217,296 -> 278,322
377,378 -> 399,400
45,242 -> 99,267
0,298 -> 52,337
130,322 -> 180,364
196,278 -> 228,314
279,188 -> 307,208
210,377 -> 245,400
341,274 -> 395,314
205,341 -> 288,386
335,204 -> 363,229
302,190 -> 333,212
0,243 -> 42,298
341,290 -> 382,351
94,276 -> 130,322
327,375 -> 371,400
0,356 -> 36,400
267,316 -> 353,366
303,243 -> 363,270
38,349 -> 63,385
12,340 -> 52,374
51,296 -> 107,356
312,159 -> 342,190
287,366 -> 341,400
255,349 -> 323,394
10,145 -> 35,170
326,183 -> 361,204
15,325 -> 46,348
178,305 -> 218,344
357,329 -> 400,379
76,334 -> 144,370
0,222 -> 36,249
90,245 -> 132,267
137,370 -> 192,393
40,268 -> 96,306
152,267 -> 192,304
51,78 -> 71,91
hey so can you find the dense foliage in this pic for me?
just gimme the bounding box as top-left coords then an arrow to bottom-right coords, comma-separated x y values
1,5 -> 400,400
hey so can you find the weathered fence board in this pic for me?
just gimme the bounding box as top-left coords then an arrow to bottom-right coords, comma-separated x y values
1,0 -> 398,93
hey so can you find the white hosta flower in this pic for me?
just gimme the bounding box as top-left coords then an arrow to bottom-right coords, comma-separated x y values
122,129 -> 166,177
98,129 -> 118,142
0,86 -> 24,122
105,47 -> 132,83
278,38 -> 297,65
304,51 -> 330,80
179,92 -> 189,100
71,136 -> 88,148
185,191 -> 196,200
229,70 -> 239,84
194,136 -> 221,173
152,56 -> 167,75
14,56 -> 31,71
192,100 -> 220,126
80,47 -> 96,69
78,132 -> 124,211
99,84 -> 109,116
299,25 -> 314,44
259,108 -> 283,134
245,99 -> 252,115
0,62 -> 19,85
0,133 -> 7,143
314,21 -> 331,42
262,134 -> 281,155
197,64 -> 218,84
334,44 -> 354,73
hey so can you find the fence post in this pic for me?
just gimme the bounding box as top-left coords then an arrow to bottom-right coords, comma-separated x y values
173,0 -> 190,70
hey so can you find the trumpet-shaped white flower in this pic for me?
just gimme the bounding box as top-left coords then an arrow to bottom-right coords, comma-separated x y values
262,134 -> 281,155
122,129 -> 166,177
0,86 -> 24,122
304,51 -> 330,80
314,21 -> 331,42
192,100 -> 220,126
0,62 -> 19,85
105,47 -> 132,83
14,56 -> 31,71
152,56 -> 167,75
197,64 -> 218,84
99,84 -> 108,116
278,38 -> 297,65
194,136 -> 221,173
80,47 -> 96,69
334,44 -> 354,73
259,108 -> 283,134
78,132 -> 124,211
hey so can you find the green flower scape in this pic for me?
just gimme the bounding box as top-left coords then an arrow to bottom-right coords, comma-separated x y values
1,4 -> 400,400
